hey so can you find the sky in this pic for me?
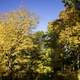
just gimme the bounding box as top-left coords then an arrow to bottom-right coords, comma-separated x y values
0,0 -> 64,31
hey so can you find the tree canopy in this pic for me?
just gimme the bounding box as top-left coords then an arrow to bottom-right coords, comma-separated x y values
0,0 -> 80,80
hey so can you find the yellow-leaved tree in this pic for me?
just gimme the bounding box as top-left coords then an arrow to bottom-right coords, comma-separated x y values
48,6 -> 80,80
0,9 -> 37,79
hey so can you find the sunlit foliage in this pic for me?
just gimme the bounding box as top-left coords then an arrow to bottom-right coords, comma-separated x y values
0,8 -> 37,79
48,1 -> 80,80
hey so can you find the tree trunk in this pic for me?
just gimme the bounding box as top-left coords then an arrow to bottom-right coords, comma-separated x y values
8,51 -> 14,80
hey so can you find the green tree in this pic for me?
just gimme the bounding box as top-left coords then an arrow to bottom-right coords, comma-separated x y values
62,0 -> 80,9
31,31 -> 52,80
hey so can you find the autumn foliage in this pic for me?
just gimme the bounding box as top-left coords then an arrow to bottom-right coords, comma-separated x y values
0,0 -> 80,80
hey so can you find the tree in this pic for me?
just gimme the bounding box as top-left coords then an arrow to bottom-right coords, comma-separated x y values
30,31 -> 52,80
47,1 -> 80,80
0,8 -> 37,80
58,6 -> 80,80
62,0 -> 80,9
